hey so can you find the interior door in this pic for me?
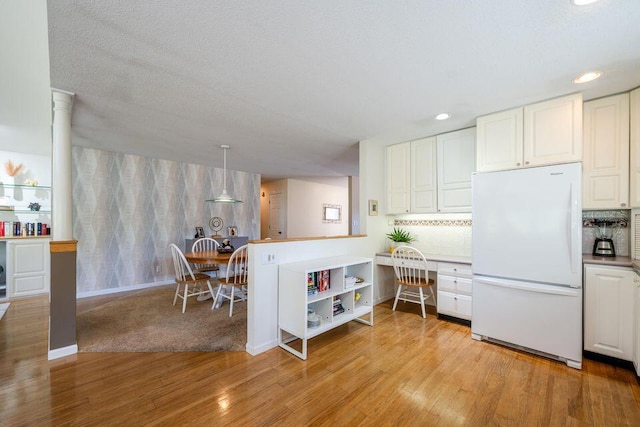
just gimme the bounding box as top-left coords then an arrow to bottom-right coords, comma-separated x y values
268,192 -> 286,239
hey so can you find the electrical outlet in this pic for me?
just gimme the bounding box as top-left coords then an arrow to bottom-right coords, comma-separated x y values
155,265 -> 161,273
261,253 -> 278,264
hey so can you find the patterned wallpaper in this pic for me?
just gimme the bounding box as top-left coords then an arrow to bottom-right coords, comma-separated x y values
72,147 -> 260,293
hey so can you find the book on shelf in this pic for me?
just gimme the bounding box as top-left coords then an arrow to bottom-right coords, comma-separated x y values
307,270 -> 331,295
319,269 -> 329,292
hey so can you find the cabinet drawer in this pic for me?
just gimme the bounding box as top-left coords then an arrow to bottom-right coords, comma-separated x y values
437,290 -> 472,320
437,275 -> 472,295
437,262 -> 472,278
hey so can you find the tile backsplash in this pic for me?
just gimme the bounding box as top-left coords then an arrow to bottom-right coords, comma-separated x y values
582,210 -> 629,256
390,210 -> 632,259
392,214 -> 472,257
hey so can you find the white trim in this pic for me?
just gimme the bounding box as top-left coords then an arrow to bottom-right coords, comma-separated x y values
77,280 -> 173,299
48,344 -> 78,360
245,339 -> 278,355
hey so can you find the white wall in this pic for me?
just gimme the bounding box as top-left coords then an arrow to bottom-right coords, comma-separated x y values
0,0 -> 51,156
0,150 -> 51,185
287,177 -> 349,238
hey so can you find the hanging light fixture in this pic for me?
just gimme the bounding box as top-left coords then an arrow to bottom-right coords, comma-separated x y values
207,145 -> 243,203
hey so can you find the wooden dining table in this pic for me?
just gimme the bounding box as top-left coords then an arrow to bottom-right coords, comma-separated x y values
184,250 -> 232,266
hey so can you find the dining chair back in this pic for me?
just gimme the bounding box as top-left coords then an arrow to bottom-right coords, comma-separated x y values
170,243 -> 216,313
191,238 -> 221,276
390,245 -> 436,318
213,244 -> 248,316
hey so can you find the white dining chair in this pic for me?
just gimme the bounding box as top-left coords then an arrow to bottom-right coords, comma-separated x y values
191,237 -> 221,277
213,245 -> 248,316
169,244 -> 217,313
390,245 -> 436,318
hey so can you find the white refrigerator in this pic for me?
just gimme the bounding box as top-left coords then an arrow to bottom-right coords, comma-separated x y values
471,162 -> 583,369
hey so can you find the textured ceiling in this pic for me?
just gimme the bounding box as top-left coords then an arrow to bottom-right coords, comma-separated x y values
47,0 -> 640,181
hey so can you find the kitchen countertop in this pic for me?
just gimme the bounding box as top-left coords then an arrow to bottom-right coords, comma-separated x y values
375,252 -> 472,265
582,254 -> 633,267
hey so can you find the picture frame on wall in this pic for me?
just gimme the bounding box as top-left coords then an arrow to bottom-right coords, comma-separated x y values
368,199 -> 378,216
195,226 -> 205,238
228,226 -> 238,236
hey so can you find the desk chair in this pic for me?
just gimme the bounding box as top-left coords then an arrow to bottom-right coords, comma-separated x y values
213,245 -> 248,316
170,244 -> 217,313
191,237 -> 221,277
391,245 -> 436,318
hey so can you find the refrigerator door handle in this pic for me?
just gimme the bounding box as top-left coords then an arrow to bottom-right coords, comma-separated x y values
474,276 -> 580,297
570,182 -> 579,276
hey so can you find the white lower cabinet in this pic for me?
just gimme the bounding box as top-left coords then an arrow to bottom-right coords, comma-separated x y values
278,256 -> 373,360
4,238 -> 50,298
437,262 -> 472,321
635,272 -> 640,376
584,264 -> 635,361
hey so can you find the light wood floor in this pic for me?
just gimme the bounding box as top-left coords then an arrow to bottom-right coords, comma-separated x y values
2,295 -> 640,426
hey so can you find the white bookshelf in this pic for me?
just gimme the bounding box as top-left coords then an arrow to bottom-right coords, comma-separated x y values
278,256 -> 374,359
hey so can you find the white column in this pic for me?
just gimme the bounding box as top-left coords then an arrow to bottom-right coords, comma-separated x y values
51,89 -> 75,241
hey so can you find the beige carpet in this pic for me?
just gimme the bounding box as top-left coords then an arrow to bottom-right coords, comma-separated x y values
77,284 -> 246,352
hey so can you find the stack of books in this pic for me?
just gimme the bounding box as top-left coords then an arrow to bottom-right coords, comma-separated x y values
333,297 -> 345,316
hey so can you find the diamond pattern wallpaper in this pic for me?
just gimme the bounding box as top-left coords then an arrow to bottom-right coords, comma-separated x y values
72,147 -> 260,293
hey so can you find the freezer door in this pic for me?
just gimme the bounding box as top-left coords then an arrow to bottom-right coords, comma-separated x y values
472,276 -> 582,367
472,163 -> 581,287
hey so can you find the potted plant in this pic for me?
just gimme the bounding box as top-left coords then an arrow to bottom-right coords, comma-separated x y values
386,227 -> 413,253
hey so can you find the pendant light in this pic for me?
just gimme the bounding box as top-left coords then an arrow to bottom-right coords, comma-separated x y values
207,145 -> 243,203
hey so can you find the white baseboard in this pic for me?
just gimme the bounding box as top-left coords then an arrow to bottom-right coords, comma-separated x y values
77,280 -> 174,299
48,344 -> 78,360
245,339 -> 278,356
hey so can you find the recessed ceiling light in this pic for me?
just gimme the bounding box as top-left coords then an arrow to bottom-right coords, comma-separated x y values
573,71 -> 602,84
435,113 -> 451,120
571,0 -> 600,5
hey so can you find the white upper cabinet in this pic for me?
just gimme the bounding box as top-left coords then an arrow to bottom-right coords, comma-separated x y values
476,107 -> 524,172
582,93 -> 630,209
437,127 -> 476,213
386,142 -> 411,214
477,94 -> 582,172
386,138 -> 437,214
523,93 -> 582,167
630,87 -> 640,207
411,137 -> 437,213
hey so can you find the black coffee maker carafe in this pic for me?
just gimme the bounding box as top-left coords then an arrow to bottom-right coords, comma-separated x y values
592,224 -> 615,257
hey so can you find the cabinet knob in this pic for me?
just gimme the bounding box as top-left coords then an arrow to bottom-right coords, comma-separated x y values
621,203 -> 627,207
516,162 -> 521,166
525,161 -> 530,165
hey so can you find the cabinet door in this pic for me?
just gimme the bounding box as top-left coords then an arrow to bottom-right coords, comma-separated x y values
436,127 -> 476,213
476,107 -> 524,172
6,239 -> 50,298
411,137 -> 437,213
584,265 -> 635,361
583,93 -> 630,209
437,290 -> 472,320
630,88 -> 640,207
635,274 -> 640,376
386,142 -> 410,214
523,93 -> 582,167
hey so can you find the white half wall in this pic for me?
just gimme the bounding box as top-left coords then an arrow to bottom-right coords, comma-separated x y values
246,236 -> 378,355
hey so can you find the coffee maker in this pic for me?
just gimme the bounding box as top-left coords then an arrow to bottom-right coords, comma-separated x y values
592,223 -> 616,257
